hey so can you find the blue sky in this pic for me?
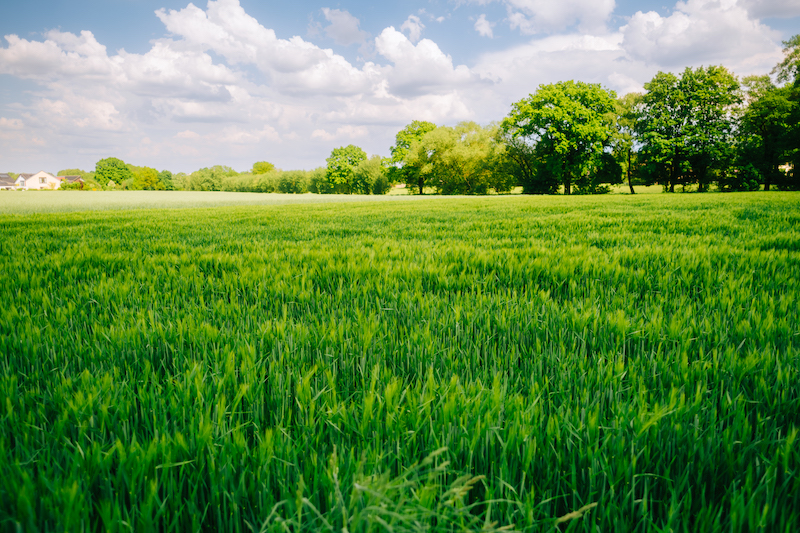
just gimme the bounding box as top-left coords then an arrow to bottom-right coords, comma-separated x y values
1,0 -> 798,174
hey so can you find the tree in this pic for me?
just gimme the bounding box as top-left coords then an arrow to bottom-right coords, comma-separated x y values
502,81 -> 618,195
613,93 -> 644,194
57,168 -> 87,177
172,173 -> 190,191
497,131 -> 559,194
737,76 -> 794,191
252,161 -> 276,175
389,120 -> 437,194
307,167 -> 332,194
353,155 -> 390,195
95,157 -> 133,187
403,122 -> 511,195
637,66 -> 740,192
158,170 -> 174,191
132,166 -> 163,190
188,166 -> 236,191
681,66 -> 741,191
326,145 -> 367,194
770,34 -> 800,190
772,34 -> 800,85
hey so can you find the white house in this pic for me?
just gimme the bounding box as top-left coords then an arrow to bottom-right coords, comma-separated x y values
1,171 -> 85,190
13,171 -> 82,190
18,171 -> 62,190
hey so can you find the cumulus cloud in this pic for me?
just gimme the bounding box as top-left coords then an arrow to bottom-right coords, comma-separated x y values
0,0 -> 492,171
469,0 -> 615,34
312,125 -> 370,141
376,27 -> 488,97
321,8 -> 369,46
155,0 -> 379,94
401,15 -> 425,43
0,31 -> 115,81
0,0 -> 790,174
0,117 -> 24,129
620,0 -> 781,72
475,15 -> 495,38
473,33 -> 635,102
739,0 -> 800,19
33,91 -> 124,131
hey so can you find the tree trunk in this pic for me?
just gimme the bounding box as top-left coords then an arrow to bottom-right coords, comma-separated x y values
669,149 -> 678,193
627,150 -> 635,194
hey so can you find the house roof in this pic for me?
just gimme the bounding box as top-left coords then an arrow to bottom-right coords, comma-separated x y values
57,175 -> 84,183
19,173 -> 33,179
0,173 -> 15,187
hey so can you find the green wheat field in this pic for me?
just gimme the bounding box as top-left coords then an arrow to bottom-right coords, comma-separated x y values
1,192 -> 798,532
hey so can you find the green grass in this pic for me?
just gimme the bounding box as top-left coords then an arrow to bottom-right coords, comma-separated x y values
1,192 -> 798,532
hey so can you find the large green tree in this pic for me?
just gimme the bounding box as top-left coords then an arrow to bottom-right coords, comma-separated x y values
389,120 -> 437,194
403,122 -> 511,195
326,145 -> 367,194
189,166 -> 237,191
502,80 -> 618,195
252,161 -> 276,175
637,66 -> 740,192
158,170 -> 175,191
737,76 -> 794,190
132,166 -> 163,190
353,155 -> 390,195
771,34 -> 800,190
95,157 -> 133,188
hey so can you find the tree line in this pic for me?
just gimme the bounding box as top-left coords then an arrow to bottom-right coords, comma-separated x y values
19,35 -> 798,195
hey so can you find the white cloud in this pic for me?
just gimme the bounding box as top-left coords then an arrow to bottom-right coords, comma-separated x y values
739,0 -> 800,19
321,8 -> 369,46
310,125 -> 369,142
620,0 -> 781,72
607,72 -> 644,96
473,33 -> 636,102
475,15 -> 496,38
33,91 -> 123,131
217,125 -> 281,144
0,31 -> 115,81
401,15 -> 425,43
375,27 -> 488,97
481,0 -> 616,34
0,0 -> 790,174
311,129 -> 334,141
0,117 -> 24,129
336,125 -> 369,138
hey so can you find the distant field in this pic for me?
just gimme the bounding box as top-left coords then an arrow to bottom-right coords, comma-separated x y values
0,186 -> 667,214
1,193 -> 798,531
0,190 -> 437,214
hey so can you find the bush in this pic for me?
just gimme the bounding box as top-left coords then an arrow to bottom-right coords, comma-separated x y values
719,164 -> 761,192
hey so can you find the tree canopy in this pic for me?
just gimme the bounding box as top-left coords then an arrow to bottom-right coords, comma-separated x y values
326,145 -> 368,194
636,66 -> 740,192
252,161 -> 276,175
132,166 -> 163,190
401,122 -> 512,195
389,120 -> 437,194
502,80 -> 618,194
95,157 -> 133,188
